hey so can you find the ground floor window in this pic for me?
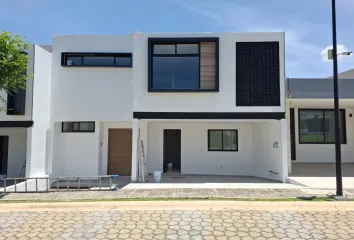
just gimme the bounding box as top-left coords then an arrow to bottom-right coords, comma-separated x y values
62,122 -> 95,133
298,109 -> 346,144
208,130 -> 238,151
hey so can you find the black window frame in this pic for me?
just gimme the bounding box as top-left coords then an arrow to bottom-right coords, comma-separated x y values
208,129 -> 238,152
62,122 -> 95,133
61,52 -> 132,67
7,51 -> 28,115
148,37 -> 219,92
298,109 -> 347,144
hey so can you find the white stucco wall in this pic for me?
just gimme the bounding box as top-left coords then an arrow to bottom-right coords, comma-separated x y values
26,45 -> 52,177
292,107 -> 354,163
51,35 -> 133,122
147,121 -> 253,176
51,121 -> 100,177
133,32 -> 285,113
252,120 -> 287,181
0,45 -> 34,121
0,128 -> 27,178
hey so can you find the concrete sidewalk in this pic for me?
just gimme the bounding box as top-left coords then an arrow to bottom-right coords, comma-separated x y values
1,187 -> 353,202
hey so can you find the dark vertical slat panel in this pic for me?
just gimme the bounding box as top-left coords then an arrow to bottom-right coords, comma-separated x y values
236,42 -> 280,106
290,108 -> 296,161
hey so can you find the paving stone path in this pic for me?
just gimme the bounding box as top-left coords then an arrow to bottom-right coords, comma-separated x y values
1,205 -> 354,239
1,188 -> 348,202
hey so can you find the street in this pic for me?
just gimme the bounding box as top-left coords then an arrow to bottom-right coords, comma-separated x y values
0,201 -> 354,240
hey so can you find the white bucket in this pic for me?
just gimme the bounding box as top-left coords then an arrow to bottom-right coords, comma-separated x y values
153,171 -> 162,183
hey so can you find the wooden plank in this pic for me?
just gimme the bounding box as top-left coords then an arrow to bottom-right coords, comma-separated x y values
200,42 -> 216,89
108,129 -> 132,176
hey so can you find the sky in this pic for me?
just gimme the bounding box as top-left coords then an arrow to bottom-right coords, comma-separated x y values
1,0 -> 354,78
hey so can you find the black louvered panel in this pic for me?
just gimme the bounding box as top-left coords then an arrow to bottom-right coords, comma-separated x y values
236,42 -> 280,106
290,108 -> 296,161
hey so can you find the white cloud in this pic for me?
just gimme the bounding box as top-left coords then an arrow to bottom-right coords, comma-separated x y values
321,45 -> 353,62
169,0 -> 330,77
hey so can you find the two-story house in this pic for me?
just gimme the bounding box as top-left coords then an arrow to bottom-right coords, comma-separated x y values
0,44 -> 51,179
47,32 -> 288,183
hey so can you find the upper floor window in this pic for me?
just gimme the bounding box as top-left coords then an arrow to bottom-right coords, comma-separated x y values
61,53 -> 132,67
298,109 -> 346,144
7,90 -> 26,115
7,52 -> 27,116
148,38 -> 219,92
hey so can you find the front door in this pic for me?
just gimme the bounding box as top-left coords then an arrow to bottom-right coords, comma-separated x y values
163,129 -> 181,172
107,129 -> 132,176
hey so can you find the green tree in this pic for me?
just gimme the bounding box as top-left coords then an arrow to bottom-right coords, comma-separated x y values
0,31 -> 30,109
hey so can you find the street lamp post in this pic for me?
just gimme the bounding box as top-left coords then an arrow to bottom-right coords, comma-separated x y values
331,0 -> 343,196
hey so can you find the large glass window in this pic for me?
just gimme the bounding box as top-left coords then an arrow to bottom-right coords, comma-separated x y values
208,130 -> 238,151
153,56 -> 199,89
151,43 -> 200,90
299,109 -> 346,144
83,56 -> 114,66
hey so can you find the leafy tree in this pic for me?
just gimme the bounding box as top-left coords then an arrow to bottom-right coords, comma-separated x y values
0,31 -> 30,108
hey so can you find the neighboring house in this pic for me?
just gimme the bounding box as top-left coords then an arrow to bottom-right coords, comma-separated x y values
287,78 -> 354,173
0,45 -> 52,178
47,32 -> 288,182
328,68 -> 354,79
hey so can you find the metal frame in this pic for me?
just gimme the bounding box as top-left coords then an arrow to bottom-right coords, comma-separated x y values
61,52 -> 133,67
148,37 -> 219,92
0,175 -> 119,193
298,108 -> 347,144
207,129 -> 238,152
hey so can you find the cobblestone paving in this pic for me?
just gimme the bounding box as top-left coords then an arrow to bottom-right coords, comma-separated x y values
1,207 -> 354,240
0,188 -> 342,201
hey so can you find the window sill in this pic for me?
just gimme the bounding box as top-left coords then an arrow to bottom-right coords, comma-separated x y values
61,65 -> 132,68
208,149 -> 238,152
62,131 -> 95,133
148,89 -> 219,93
299,142 -> 347,145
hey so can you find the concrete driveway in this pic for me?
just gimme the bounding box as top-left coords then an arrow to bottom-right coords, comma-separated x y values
124,173 -> 302,189
288,163 -> 354,189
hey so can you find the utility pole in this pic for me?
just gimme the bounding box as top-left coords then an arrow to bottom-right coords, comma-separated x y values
331,0 -> 343,196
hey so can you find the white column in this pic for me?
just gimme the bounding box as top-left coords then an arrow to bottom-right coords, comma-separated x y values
26,45 -> 52,178
285,103 -> 292,175
131,118 -> 139,182
280,118 -> 289,181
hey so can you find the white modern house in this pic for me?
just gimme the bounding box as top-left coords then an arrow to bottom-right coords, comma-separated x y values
48,32 -> 288,183
4,32 -> 353,190
0,44 -> 52,179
